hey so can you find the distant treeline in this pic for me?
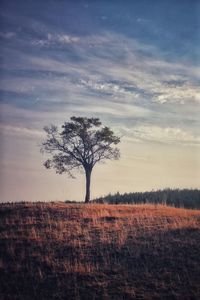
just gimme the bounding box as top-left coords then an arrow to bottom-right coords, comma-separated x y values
93,189 -> 200,209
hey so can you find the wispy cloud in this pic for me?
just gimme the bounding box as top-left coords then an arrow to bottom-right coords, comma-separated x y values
31,33 -> 79,47
3,31 -> 199,105
0,124 -> 44,139
121,125 -> 200,146
1,30 -> 200,147
0,31 -> 16,39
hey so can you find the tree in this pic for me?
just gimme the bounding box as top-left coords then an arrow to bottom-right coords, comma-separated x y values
41,117 -> 120,203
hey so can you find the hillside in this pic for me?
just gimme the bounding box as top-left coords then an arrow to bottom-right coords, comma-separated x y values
0,203 -> 200,300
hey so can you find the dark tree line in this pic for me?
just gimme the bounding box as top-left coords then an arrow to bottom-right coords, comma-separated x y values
93,189 -> 200,209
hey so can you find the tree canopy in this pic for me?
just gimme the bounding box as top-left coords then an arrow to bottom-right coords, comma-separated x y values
41,117 -> 120,202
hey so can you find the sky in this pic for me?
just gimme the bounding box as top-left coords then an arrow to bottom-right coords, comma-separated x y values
0,0 -> 200,202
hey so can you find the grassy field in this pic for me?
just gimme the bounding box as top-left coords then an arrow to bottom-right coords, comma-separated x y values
0,203 -> 200,300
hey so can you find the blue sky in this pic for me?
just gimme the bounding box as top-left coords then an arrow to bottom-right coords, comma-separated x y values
0,0 -> 200,202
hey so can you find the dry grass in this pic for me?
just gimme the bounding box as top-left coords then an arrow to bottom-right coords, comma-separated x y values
0,203 -> 200,300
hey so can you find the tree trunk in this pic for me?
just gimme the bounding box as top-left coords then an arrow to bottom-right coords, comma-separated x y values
85,168 -> 92,203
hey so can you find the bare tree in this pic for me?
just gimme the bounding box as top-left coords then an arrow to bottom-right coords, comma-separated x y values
41,117 -> 120,203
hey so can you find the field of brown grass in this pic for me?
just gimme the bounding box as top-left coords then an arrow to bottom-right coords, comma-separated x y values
0,203 -> 200,300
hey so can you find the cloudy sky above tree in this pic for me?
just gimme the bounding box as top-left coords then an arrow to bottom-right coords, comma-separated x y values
0,0 -> 200,202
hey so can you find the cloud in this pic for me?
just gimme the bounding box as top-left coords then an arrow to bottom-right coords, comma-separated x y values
122,125 -> 200,146
78,78 -> 140,100
0,124 -> 44,139
3,31 -> 200,106
154,83 -> 199,104
31,33 -> 79,47
64,32 -> 199,105
69,101 -> 151,119
0,31 -> 16,39
1,31 -> 200,143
